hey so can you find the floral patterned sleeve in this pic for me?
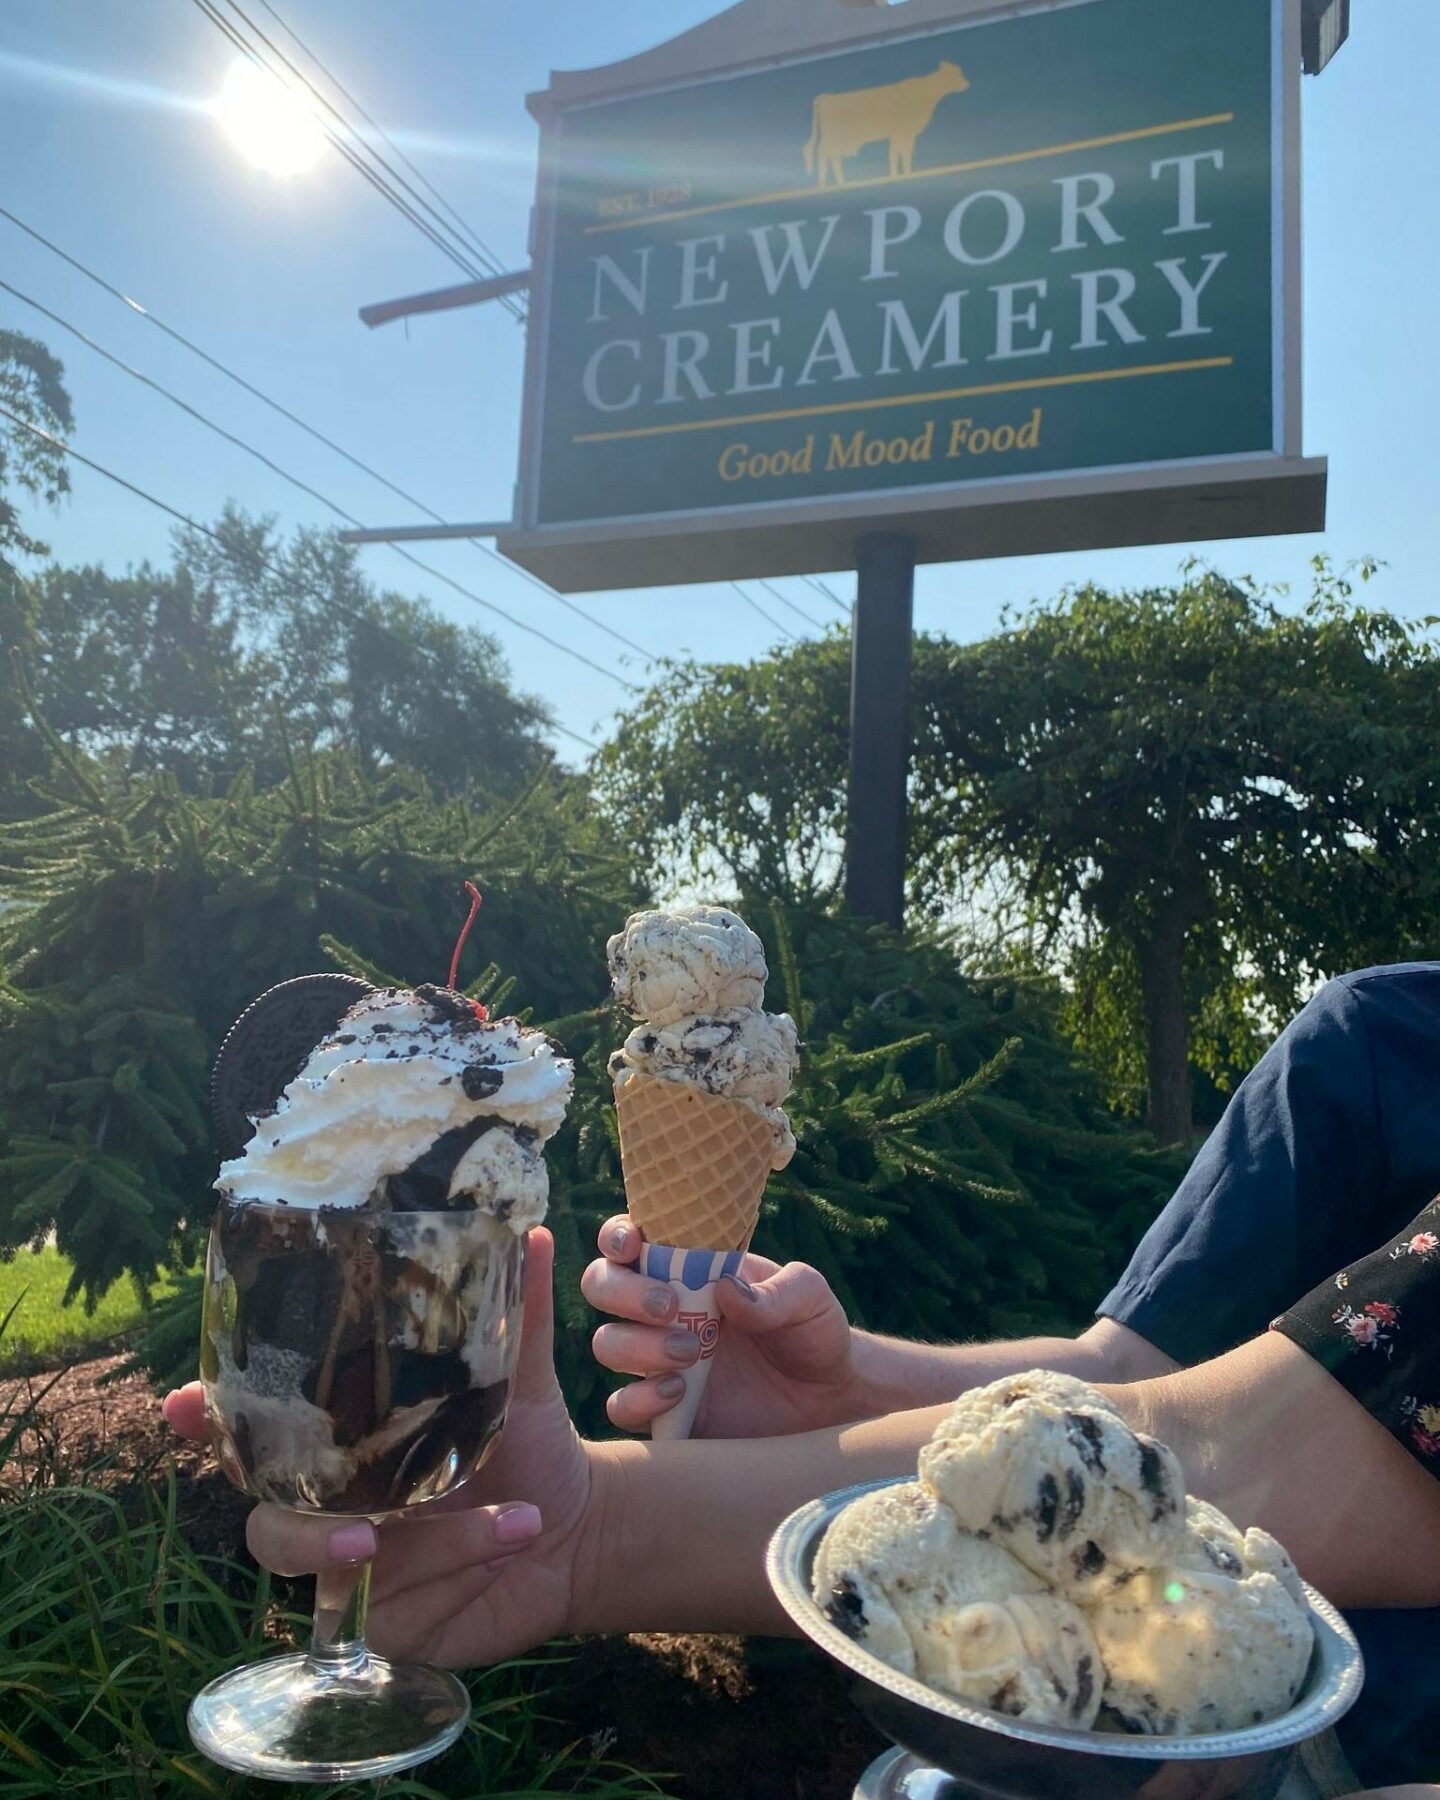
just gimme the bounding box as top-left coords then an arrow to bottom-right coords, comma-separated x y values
1272,1196 -> 1440,1475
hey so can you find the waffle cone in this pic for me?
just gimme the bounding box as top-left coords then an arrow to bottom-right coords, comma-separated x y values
615,1074 -> 774,1251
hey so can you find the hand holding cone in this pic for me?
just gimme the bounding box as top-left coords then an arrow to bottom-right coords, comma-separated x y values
606,908 -> 799,1438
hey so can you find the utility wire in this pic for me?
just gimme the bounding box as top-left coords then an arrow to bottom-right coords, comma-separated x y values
212,0 -> 524,321
0,401 -> 600,752
729,583 -> 796,644
241,0 -> 507,275
192,0 -> 485,284
0,208 -> 651,662
803,574 -> 852,614
194,0 -> 465,276
190,0 -> 522,313
755,577 -> 824,632
252,0 -> 516,301
0,276 -> 640,688
193,0 -> 478,281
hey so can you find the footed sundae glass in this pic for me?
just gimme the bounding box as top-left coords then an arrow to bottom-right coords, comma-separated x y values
184,964 -> 566,1783
187,1195 -> 526,1780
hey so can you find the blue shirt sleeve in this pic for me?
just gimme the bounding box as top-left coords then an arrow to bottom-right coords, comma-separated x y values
1097,974 -> 1385,1365
1097,964 -> 1440,1784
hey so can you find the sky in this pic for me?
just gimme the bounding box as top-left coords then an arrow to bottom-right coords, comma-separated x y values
1,0 -> 1435,764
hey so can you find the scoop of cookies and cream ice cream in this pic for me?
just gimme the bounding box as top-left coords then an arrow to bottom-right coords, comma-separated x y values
812,1371 -> 1314,1737
813,1481 -> 1102,1728
216,983 -> 573,1228
606,906 -> 799,1168
607,905 -> 767,1024
1087,1561 -> 1311,1735
918,1369 -> 1186,1599
1178,1496 -> 1307,1609
611,1009 -> 799,1109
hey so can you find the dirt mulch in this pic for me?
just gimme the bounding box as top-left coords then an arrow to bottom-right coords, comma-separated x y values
4,1355 -> 886,1797
1,1353 -> 254,1560
543,1632 -> 887,1796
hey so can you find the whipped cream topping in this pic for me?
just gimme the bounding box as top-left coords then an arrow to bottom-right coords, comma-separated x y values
217,985 -> 573,1217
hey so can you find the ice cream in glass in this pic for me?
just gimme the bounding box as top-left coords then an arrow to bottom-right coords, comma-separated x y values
186,964 -> 572,1781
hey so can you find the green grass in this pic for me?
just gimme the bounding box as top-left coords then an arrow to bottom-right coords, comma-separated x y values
0,1248 -> 179,1369
0,1473 -> 672,1800
0,1295 -> 671,1800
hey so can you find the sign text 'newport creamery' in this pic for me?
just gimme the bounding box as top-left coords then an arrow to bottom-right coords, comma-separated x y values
528,0 -> 1278,530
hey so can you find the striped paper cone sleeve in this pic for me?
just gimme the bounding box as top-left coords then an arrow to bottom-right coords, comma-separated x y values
639,1241 -> 746,1441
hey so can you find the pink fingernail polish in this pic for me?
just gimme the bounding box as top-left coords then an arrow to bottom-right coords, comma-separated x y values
494,1503 -> 542,1545
327,1522 -> 377,1563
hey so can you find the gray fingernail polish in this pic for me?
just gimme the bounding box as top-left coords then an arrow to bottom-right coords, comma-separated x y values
643,1287 -> 676,1319
655,1374 -> 686,1399
610,1227 -> 630,1255
665,1330 -> 701,1364
721,1272 -> 759,1302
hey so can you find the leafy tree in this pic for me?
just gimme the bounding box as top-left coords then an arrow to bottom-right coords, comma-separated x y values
9,557 -> 272,802
0,330 -> 72,559
0,746 -> 639,1307
174,509 -> 553,796
594,566 -> 1440,1143
930,564 -> 1440,1141
0,335 -> 74,815
3,510 -> 555,814
0,723 -> 1183,1424
594,631 -> 919,903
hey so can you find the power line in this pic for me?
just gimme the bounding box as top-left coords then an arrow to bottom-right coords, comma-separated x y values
803,574 -> 852,614
755,577 -> 824,632
0,275 -> 642,687
212,0 -> 524,321
730,583 -> 796,643
193,0 -> 478,280
0,207 -> 651,662
252,0 -> 516,301
189,0 -> 524,313
0,401 -> 601,753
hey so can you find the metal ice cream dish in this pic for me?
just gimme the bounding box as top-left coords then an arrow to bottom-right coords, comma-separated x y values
767,1479 -> 1364,1800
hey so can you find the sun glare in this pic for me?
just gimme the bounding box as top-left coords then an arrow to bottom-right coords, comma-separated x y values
213,58 -> 326,176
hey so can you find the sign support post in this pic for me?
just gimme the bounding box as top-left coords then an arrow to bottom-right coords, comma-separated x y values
846,533 -> 916,930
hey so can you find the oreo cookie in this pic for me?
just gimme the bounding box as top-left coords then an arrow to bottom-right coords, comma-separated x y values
211,974 -> 375,1160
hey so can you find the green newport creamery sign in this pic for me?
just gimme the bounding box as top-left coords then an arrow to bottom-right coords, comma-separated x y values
503,0 -> 1320,589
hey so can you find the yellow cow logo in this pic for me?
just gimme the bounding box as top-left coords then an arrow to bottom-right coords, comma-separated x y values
803,60 -> 971,187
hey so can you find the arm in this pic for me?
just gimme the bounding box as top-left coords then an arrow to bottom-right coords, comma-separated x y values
585,1215 -> 1174,1435
581,1326 -> 1440,1640
169,1279 -> 1440,1667
848,1315 -> 1176,1416
1106,1332 -> 1440,1610
577,1403 -> 949,1637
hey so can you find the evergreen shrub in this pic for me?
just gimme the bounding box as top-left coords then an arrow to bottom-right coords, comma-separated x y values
0,755 -> 1186,1429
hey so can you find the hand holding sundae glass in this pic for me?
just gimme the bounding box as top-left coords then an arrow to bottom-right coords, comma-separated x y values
187,909 -> 573,1782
